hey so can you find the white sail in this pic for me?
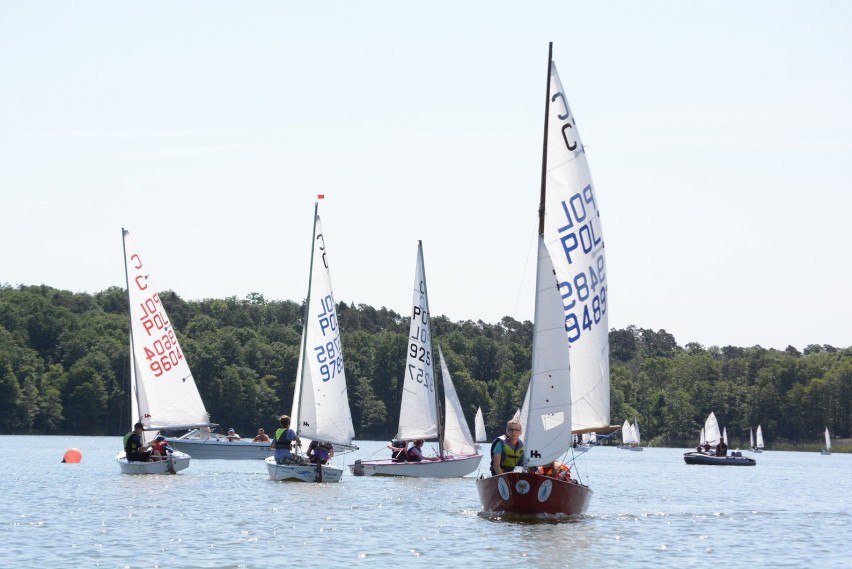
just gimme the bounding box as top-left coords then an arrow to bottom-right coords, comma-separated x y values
723,427 -> 728,445
474,406 -> 487,443
621,420 -> 633,444
633,421 -> 641,446
756,425 -> 765,449
396,242 -> 439,441
704,412 -> 721,446
122,229 -> 210,441
523,237 -> 574,467
541,62 -> 610,433
750,428 -> 754,449
824,428 -> 831,450
438,347 -> 477,456
700,427 -> 705,445
294,213 -> 355,448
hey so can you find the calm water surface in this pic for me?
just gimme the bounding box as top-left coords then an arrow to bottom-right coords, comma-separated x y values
3,435 -> 850,568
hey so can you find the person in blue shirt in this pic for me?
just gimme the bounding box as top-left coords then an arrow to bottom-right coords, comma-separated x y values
272,415 -> 301,464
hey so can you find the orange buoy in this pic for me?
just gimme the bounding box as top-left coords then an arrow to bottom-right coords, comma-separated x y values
62,448 -> 82,463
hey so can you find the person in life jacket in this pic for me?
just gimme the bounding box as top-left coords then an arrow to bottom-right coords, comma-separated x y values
123,422 -> 153,462
406,439 -> 440,462
307,440 -> 334,465
150,435 -> 174,462
535,460 -> 572,481
272,414 -> 302,464
490,420 -> 526,475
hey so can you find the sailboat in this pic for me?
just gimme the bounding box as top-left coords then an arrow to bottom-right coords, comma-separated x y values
265,200 -> 357,482
351,242 -> 481,477
116,229 -> 196,474
476,44 -> 610,516
630,421 -> 643,451
749,427 -> 754,451
684,412 -> 755,466
619,420 -> 634,448
821,427 -> 831,455
475,406 -> 487,445
754,424 -> 765,453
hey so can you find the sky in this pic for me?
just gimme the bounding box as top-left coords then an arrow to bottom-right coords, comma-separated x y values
2,2 -> 850,351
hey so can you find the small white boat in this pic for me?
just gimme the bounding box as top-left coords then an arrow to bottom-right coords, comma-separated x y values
166,429 -> 272,460
821,427 -> 832,455
266,201 -> 357,483
117,229 -> 199,474
351,242 -> 481,478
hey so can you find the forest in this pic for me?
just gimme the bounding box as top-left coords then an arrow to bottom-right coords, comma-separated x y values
0,284 -> 849,448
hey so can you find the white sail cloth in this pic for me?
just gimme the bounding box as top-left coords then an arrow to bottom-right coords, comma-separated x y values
291,213 -> 355,448
541,63 -> 610,433
123,229 -> 210,442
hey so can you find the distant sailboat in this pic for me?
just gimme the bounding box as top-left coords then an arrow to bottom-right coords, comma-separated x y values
684,412 -> 755,466
821,428 -> 832,455
474,406 -> 487,444
754,425 -> 765,453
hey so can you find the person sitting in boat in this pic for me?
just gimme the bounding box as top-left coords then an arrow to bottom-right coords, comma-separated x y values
702,441 -> 712,453
253,428 -> 270,443
490,420 -> 526,475
715,438 -> 728,457
406,439 -> 440,462
272,415 -> 301,464
307,440 -> 334,465
123,422 -> 153,462
227,428 -> 241,441
535,460 -> 572,481
388,440 -> 408,462
150,435 -> 173,461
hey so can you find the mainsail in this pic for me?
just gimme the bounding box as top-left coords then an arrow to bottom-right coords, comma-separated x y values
541,62 -> 610,433
291,210 -> 355,448
704,412 -> 721,446
474,406 -> 487,443
395,242 -> 439,441
122,229 -> 211,442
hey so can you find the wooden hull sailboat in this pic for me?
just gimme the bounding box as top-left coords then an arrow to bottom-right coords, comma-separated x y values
266,200 -> 356,483
117,229 -> 204,475
351,242 -> 481,478
477,44 -> 610,517
477,472 -> 593,516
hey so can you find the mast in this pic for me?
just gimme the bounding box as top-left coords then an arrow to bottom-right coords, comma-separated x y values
419,240 -> 444,458
538,42 -> 554,237
121,227 -> 143,427
295,201 -> 320,437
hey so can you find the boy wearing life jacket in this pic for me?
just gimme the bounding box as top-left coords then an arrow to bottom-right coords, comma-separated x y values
490,420 -> 526,475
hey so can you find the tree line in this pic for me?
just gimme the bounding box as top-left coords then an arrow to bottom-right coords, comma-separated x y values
0,284 -> 848,447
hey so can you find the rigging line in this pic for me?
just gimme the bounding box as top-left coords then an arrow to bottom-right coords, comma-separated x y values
512,227 -> 537,320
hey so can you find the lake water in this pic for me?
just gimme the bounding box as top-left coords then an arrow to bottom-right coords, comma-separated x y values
4,435 -> 850,568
